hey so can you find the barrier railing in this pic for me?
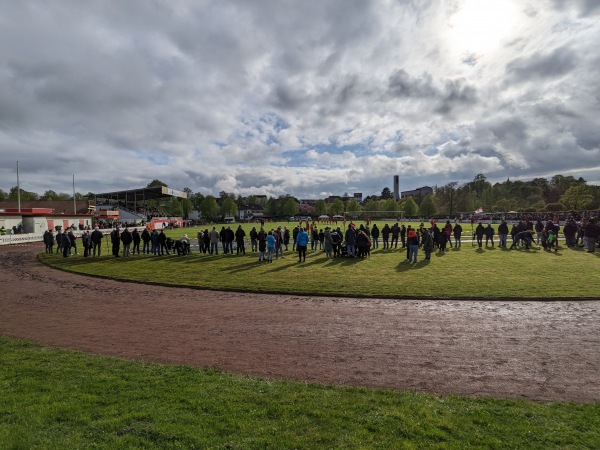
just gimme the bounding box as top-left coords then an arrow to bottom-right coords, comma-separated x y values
0,233 -> 44,245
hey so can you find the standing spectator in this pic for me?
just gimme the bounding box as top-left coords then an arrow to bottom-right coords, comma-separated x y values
323,227 -> 333,258
475,222 -> 485,248
371,224 -> 380,249
250,227 -> 258,252
421,226 -> 434,261
132,228 -> 141,255
296,227 -> 309,262
585,218 -> 598,253
484,224 -> 495,247
141,227 -> 151,254
121,227 -> 132,257
382,224 -> 390,249
266,231 -> 276,263
453,222 -> 463,248
443,221 -> 453,248
345,225 -> 356,258
91,227 -> 103,257
68,229 -> 77,256
111,227 -> 121,257
158,229 -> 168,255
82,230 -> 92,257
235,225 -> 246,255
151,229 -> 159,255
209,227 -> 220,255
400,224 -> 407,248
497,220 -> 509,248
283,227 -> 290,251
407,226 -> 420,263
391,223 -> 400,248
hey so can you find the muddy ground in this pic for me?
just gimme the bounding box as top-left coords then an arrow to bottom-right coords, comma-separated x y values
1,243 -> 598,402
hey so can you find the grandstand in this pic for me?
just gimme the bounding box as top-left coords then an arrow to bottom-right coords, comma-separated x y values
94,185 -> 187,228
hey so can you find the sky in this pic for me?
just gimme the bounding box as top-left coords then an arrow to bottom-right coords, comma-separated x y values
1,0 -> 599,199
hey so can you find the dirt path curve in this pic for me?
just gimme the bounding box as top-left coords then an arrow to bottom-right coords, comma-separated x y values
1,243 -> 599,402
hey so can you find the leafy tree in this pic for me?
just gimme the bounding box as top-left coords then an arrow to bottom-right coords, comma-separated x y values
314,200 -> 327,216
265,198 -> 280,218
9,186 -> 39,201
147,179 -> 167,188
181,198 -> 193,219
346,199 -> 362,214
560,184 -> 595,210
329,198 -> 345,215
41,190 -> 59,201
380,187 -> 392,199
493,198 -> 516,212
363,198 -> 380,216
435,181 -> 459,215
0,189 -> 7,201
220,197 -> 238,218
190,192 -> 205,211
298,202 -> 315,216
468,174 -> 491,198
418,195 -> 437,217
282,198 -> 299,218
382,198 -> 398,213
401,198 -> 418,217
200,196 -> 219,221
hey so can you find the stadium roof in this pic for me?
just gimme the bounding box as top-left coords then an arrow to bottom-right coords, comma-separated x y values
94,186 -> 187,202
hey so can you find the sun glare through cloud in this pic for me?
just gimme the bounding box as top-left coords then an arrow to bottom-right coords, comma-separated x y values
448,0 -> 520,57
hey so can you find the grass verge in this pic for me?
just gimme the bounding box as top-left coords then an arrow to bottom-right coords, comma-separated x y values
1,337 -> 599,449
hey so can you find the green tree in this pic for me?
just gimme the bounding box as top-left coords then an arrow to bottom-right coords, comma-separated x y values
435,181 -> 459,215
380,187 -> 393,199
314,200 -> 327,216
560,185 -> 595,210
41,190 -> 59,201
9,186 -> 39,201
200,196 -> 219,221
363,198 -> 380,217
418,195 -> 437,217
0,189 -> 7,201
382,198 -> 398,213
265,198 -> 280,218
147,179 -> 167,188
282,198 -> 299,218
346,199 -> 362,215
493,198 -> 516,212
181,198 -> 193,219
220,197 -> 238,218
329,198 -> 345,215
401,197 -> 418,217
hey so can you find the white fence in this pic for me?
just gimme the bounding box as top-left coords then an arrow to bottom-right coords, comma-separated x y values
0,233 -> 44,245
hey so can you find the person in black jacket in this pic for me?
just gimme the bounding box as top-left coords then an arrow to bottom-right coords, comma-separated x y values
382,224 -> 390,249
562,218 -> 577,248
484,224 -> 495,247
111,227 -> 121,257
475,222 -> 485,248
371,224 -> 379,249
91,227 -> 103,257
121,227 -> 133,256
497,221 -> 509,248
158,229 -> 168,255
132,228 -> 141,255
250,227 -> 259,252
453,222 -> 463,248
235,225 -> 246,255
141,228 -> 151,254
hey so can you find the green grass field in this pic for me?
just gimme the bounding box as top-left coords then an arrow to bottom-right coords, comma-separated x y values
2,337 -> 599,449
40,221 -> 600,299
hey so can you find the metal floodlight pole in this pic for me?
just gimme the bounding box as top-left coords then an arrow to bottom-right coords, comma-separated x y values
16,161 -> 21,213
73,174 -> 76,214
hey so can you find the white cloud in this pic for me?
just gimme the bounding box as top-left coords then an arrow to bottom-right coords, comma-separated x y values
1,0 -> 600,199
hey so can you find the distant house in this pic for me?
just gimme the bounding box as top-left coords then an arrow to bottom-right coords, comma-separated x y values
401,186 -> 433,199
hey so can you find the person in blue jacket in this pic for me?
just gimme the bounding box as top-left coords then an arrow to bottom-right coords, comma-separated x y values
266,231 -> 276,263
296,227 -> 309,263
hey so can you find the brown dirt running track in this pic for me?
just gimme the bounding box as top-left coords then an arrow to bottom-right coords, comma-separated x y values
1,243 -> 599,403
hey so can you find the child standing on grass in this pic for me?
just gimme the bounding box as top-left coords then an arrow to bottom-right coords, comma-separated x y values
266,231 -> 276,263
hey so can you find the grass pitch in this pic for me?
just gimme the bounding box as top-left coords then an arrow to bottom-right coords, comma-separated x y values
40,221 -> 600,299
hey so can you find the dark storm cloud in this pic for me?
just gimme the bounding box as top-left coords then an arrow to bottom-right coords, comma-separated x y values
387,69 -> 436,98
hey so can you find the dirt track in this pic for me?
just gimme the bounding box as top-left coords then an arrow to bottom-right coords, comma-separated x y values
1,243 -> 599,402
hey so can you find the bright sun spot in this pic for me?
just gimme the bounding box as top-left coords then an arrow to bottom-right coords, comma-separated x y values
448,0 -> 519,57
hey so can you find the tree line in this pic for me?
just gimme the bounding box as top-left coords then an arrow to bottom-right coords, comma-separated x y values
2,174 -> 598,221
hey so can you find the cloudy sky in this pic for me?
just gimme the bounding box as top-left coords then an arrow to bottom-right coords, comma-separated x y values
1,0 -> 599,199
